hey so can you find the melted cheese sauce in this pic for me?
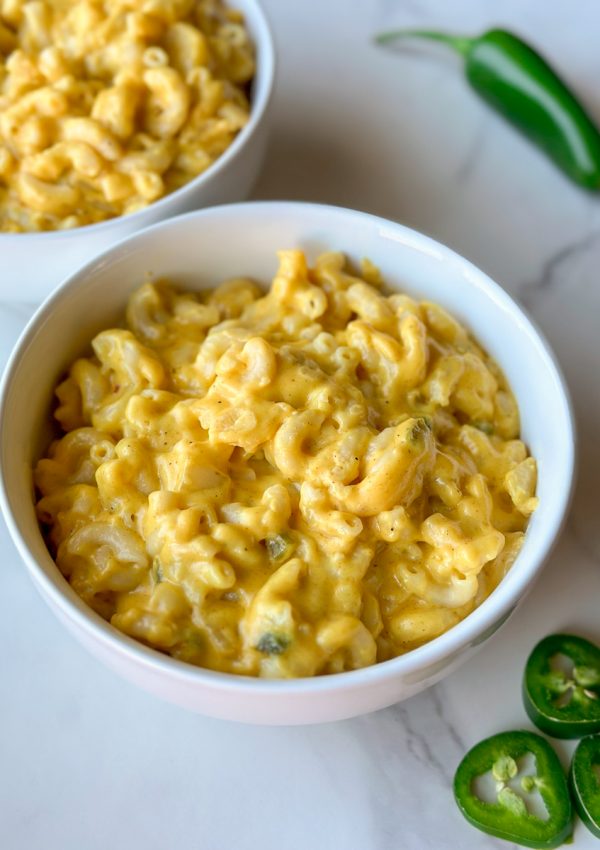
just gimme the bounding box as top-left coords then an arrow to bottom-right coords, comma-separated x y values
0,0 -> 253,231
34,250 -> 538,677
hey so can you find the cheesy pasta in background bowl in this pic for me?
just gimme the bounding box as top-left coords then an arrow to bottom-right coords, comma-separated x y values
0,0 -> 274,299
0,202 -> 575,723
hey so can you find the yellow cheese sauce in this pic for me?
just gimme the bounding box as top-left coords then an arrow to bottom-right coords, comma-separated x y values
34,250 -> 538,677
0,0 -> 253,231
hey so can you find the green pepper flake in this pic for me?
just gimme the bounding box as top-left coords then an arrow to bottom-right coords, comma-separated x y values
472,420 -> 495,435
408,418 -> 428,442
265,534 -> 294,562
569,734 -> 600,839
523,634 -> 600,738
374,28 -> 600,191
454,730 -> 573,848
256,632 -> 289,655
153,558 -> 163,583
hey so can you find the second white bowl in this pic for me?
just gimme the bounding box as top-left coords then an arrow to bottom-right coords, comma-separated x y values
0,0 -> 275,303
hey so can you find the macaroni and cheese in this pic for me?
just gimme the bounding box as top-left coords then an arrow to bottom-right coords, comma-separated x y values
0,0 -> 254,232
34,250 -> 538,678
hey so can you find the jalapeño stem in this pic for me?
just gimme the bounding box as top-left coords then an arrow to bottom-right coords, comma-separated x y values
374,29 -> 475,57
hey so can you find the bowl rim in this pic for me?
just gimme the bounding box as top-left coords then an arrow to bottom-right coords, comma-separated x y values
0,200 -> 577,695
0,0 -> 275,243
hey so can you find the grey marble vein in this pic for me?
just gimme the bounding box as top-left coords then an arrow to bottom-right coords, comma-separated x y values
452,115 -> 489,184
519,228 -> 600,311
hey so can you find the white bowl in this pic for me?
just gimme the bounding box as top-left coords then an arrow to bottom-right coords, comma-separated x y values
0,0 -> 275,303
0,202 -> 575,724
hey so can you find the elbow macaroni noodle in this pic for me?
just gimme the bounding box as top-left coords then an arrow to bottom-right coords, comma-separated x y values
0,0 -> 254,231
34,250 -> 538,678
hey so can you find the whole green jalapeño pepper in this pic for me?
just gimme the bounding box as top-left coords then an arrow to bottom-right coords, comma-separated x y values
375,28 -> 600,189
523,634 -> 600,739
454,731 -> 572,848
570,734 -> 600,839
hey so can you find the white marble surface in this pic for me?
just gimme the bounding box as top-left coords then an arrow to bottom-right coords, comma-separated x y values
2,1 -> 600,847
